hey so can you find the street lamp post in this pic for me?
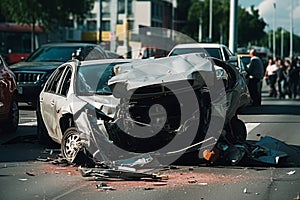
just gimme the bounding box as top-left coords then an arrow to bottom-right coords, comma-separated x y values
209,0 -> 212,42
290,0 -> 294,58
229,0 -> 238,53
98,0 -> 102,43
273,2 -> 276,59
281,28 -> 284,59
198,16 -> 202,42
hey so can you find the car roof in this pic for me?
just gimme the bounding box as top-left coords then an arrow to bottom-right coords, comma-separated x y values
40,43 -> 98,48
77,58 -> 133,66
171,43 -> 227,49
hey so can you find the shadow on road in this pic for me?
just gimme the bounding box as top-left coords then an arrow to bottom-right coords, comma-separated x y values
239,104 -> 300,115
1,127 -> 300,169
0,126 -> 59,163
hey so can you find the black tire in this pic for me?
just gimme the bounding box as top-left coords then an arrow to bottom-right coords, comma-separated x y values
1,99 -> 19,133
61,127 -> 82,163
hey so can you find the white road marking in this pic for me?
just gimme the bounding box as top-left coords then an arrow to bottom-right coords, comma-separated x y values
19,121 -> 37,126
245,123 -> 260,133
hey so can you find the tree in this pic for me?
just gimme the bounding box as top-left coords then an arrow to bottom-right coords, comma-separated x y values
0,0 -> 95,50
179,0 -> 267,48
185,0 -> 231,44
237,6 -> 266,47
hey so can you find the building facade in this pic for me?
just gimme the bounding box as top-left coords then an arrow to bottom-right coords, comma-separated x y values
66,0 -> 175,58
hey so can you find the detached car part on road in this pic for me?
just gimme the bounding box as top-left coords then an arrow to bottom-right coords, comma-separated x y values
0,55 -> 19,133
37,54 -> 251,166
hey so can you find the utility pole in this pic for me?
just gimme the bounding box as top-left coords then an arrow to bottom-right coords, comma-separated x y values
98,0 -> 102,43
123,0 -> 129,57
290,0 -> 294,58
171,0 -> 177,41
281,28 -> 284,59
198,16 -> 202,42
110,0 -> 117,52
209,0 -> 212,42
229,0 -> 238,53
273,2 -> 276,59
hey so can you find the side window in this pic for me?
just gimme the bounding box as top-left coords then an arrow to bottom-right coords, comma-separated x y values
58,68 -> 72,96
222,47 -> 230,61
44,67 -> 65,93
223,47 -> 234,61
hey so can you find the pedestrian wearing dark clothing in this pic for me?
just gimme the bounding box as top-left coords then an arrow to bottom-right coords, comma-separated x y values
283,60 -> 292,98
288,59 -> 299,99
246,49 -> 264,106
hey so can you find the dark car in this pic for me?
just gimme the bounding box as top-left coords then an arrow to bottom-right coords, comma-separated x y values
9,43 -> 117,107
0,55 -> 19,133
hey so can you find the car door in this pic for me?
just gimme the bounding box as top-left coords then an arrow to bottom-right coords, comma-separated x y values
52,66 -> 73,141
40,65 -> 67,142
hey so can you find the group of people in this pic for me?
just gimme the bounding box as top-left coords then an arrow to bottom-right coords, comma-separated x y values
244,49 -> 300,106
265,57 -> 299,100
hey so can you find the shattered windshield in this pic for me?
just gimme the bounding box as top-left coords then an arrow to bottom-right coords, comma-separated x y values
76,62 -> 124,95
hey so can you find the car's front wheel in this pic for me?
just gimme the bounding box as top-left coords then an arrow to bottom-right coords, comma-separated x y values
61,127 -> 82,163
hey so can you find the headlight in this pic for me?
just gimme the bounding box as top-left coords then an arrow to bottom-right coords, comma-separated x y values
215,68 -> 228,80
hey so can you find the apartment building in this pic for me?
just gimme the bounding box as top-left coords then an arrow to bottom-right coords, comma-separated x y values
66,0 -> 175,58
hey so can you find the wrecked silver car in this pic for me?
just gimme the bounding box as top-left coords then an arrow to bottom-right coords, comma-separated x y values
37,54 -> 251,166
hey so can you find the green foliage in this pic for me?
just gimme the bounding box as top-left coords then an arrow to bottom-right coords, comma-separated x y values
238,6 -> 266,46
0,0 -> 95,30
177,0 -> 267,47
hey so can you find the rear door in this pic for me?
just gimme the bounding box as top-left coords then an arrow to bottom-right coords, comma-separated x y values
40,65 -> 70,142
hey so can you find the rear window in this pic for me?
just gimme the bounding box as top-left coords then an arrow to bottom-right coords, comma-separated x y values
169,47 -> 222,60
169,48 -> 206,56
204,48 -> 222,60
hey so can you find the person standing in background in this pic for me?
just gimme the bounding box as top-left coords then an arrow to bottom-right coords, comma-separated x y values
265,58 -> 278,97
245,49 -> 264,106
288,58 -> 300,99
277,59 -> 286,99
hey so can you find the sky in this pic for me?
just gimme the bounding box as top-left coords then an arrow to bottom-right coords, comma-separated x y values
239,0 -> 300,36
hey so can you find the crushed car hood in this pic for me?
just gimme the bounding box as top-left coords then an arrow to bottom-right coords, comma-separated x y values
78,94 -> 119,117
108,54 -> 216,98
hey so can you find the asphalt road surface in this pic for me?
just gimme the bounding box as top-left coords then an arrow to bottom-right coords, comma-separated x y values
0,88 -> 300,200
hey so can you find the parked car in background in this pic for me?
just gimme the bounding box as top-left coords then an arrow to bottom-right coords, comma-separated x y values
37,54 -> 250,164
0,55 -> 19,133
9,43 -> 117,107
227,54 -> 248,78
238,54 -> 251,66
168,43 -> 234,61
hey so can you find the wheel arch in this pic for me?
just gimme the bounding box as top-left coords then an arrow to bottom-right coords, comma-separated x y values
59,113 -> 76,135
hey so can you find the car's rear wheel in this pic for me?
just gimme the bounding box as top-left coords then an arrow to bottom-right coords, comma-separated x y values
61,127 -> 82,163
1,99 -> 19,133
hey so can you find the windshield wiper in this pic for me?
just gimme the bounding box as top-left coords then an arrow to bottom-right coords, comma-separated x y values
95,91 -> 112,95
